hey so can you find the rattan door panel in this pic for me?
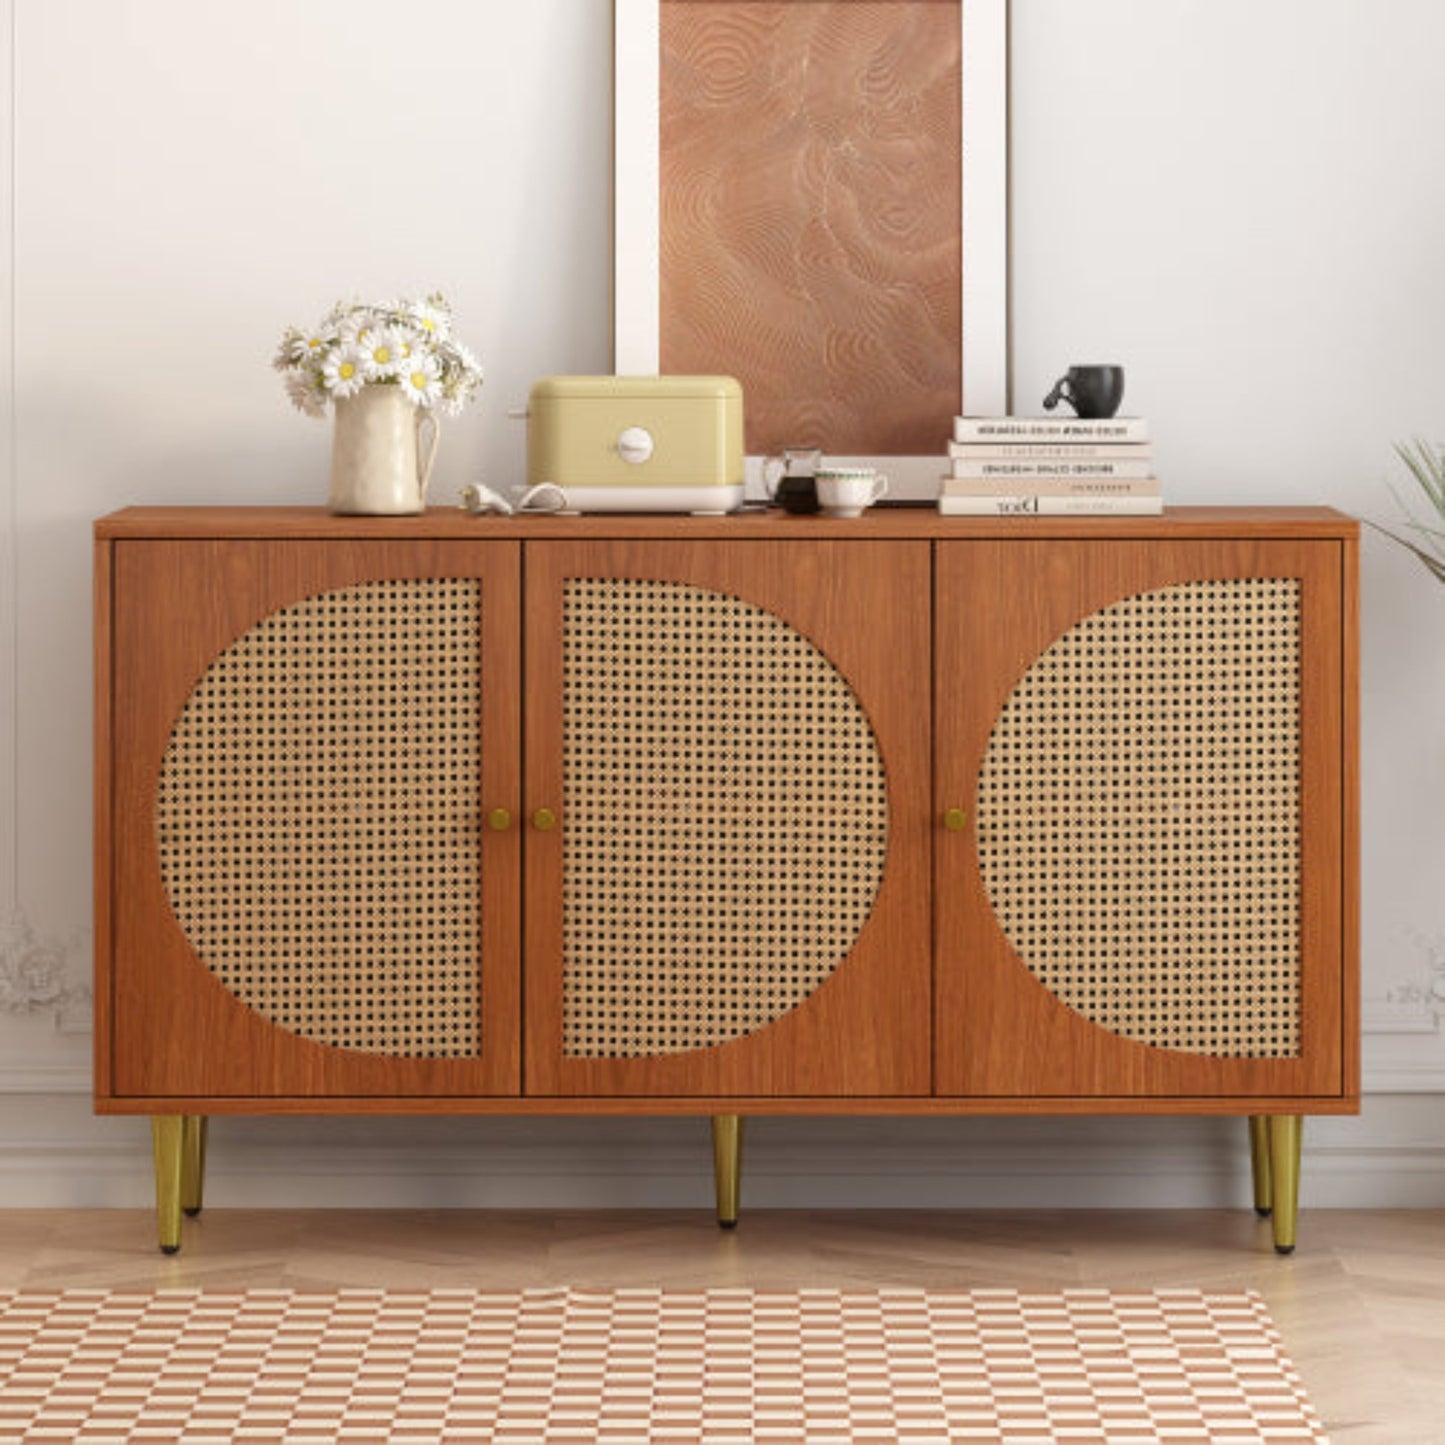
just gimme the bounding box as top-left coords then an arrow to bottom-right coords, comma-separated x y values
107,540 -> 521,1100
935,540 -> 1347,1100
524,541 -> 931,1096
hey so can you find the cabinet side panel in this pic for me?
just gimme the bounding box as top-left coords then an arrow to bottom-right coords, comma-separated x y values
1341,534 -> 1359,1102
93,537 -> 114,1103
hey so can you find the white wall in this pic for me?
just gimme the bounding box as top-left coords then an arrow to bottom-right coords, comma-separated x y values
3,0 -> 1444,1209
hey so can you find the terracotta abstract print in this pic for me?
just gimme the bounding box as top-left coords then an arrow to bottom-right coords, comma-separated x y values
660,0 -> 962,456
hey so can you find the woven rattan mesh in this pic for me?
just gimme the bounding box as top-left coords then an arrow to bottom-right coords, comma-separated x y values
157,580 -> 482,1058
562,579 -> 887,1058
976,579 -> 1302,1057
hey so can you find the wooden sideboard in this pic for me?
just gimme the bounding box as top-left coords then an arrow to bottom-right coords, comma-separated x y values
94,506 -> 1358,1254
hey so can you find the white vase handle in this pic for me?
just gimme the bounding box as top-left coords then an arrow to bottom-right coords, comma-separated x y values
416,409 -> 440,503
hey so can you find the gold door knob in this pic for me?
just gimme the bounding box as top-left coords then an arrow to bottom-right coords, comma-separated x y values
532,807 -> 558,832
943,808 -> 968,832
487,808 -> 513,831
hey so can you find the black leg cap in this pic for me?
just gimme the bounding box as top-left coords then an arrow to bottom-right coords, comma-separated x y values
1254,1206 -> 1273,1218
183,1207 -> 202,1218
717,1219 -> 739,1231
1274,1243 -> 1295,1256
160,1244 -> 180,1255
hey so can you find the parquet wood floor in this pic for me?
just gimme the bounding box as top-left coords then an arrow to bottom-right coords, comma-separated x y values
1,1209 -> 1440,1442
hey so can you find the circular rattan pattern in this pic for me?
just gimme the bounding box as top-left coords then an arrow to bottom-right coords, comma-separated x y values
976,579 -> 1302,1058
562,579 -> 888,1058
156,580 -> 483,1058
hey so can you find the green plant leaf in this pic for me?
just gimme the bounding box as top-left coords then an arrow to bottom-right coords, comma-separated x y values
1380,439 -> 1445,583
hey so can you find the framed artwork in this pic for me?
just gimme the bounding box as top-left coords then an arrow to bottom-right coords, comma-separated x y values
614,0 -> 1009,498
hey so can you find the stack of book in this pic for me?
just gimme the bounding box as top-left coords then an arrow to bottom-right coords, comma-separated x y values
939,416 -> 1162,516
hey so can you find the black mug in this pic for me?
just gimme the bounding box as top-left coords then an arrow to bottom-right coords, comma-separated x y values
1042,365 -> 1125,419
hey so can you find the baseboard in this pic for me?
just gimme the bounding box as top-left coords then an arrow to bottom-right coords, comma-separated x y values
1,1096 -> 1442,1209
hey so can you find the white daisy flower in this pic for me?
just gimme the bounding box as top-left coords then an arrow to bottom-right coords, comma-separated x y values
438,375 -> 468,417
277,296 -> 481,420
358,327 -> 405,380
398,350 -> 443,408
451,339 -> 483,384
391,324 -> 428,363
284,366 -> 328,418
339,307 -> 382,349
287,327 -> 335,366
273,328 -> 304,372
408,299 -> 452,341
321,346 -> 367,400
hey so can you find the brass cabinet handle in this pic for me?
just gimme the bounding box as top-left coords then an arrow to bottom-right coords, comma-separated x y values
487,808 -> 513,832
532,807 -> 558,832
943,807 -> 968,832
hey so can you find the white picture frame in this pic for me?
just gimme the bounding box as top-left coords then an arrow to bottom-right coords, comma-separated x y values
613,0 -> 1010,500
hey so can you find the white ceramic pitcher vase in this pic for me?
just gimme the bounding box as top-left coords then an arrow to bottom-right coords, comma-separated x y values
328,384 -> 440,515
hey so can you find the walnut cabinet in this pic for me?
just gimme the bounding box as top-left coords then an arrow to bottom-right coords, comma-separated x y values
94,507 -> 1358,1254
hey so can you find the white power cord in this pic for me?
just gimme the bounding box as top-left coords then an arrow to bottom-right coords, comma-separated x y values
458,482 -> 571,516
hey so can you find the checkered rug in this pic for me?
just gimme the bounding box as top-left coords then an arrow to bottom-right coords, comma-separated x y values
0,1287 -> 1325,1442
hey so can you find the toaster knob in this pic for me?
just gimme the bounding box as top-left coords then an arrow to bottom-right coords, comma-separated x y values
617,426 -> 655,464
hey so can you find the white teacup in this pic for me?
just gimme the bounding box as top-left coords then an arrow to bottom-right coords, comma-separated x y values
816,468 -> 888,518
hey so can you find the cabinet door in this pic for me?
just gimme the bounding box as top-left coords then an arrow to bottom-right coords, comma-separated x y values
106,540 -> 521,1100
524,540 -> 931,1097
936,539 -> 1350,1101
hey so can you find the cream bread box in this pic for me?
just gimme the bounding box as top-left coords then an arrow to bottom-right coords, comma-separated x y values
526,374 -> 744,514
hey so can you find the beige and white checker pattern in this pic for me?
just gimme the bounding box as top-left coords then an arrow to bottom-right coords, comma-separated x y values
0,1287 -> 1325,1442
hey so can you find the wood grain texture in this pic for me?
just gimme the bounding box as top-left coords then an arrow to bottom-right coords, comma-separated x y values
92,1094 -> 1360,1117
1341,539 -> 1361,1101
105,540 -> 522,1101
660,0 -> 961,454
94,510 -> 1358,1120
93,507 -> 1361,542
934,540 -> 1351,1102
93,539 -> 114,1103
523,540 -> 932,1096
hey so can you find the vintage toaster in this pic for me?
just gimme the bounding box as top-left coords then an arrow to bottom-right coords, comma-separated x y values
526,375 -> 744,514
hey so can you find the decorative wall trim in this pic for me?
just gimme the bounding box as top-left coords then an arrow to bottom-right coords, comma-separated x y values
0,912 -> 90,1025
0,1055 -> 89,1093
1372,926 -> 1445,1034
1355,927 -> 1445,1090
1361,1041 -> 1445,1094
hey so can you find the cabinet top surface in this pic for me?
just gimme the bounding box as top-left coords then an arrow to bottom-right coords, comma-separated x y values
94,504 -> 1358,541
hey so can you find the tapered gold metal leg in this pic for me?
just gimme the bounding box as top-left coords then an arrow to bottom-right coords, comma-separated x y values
1267,1115 -> 1302,1255
1248,1116 -> 1273,1217
712,1115 -> 743,1230
151,1116 -> 184,1254
182,1116 -> 208,1217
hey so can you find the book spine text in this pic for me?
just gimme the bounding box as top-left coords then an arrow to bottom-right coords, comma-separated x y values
937,495 -> 1164,516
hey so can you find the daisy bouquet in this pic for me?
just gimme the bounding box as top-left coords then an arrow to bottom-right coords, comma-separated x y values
274,293 -> 483,417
